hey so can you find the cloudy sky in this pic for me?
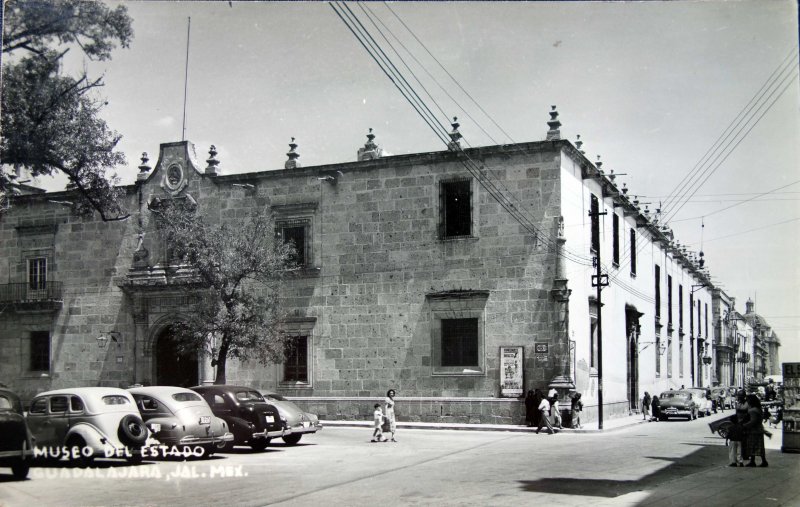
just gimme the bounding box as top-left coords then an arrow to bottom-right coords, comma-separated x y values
50,1 -> 799,361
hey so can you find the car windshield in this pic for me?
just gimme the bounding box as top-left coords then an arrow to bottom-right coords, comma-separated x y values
172,392 -> 203,402
235,390 -> 264,402
103,395 -> 130,405
0,395 -> 12,410
661,392 -> 689,400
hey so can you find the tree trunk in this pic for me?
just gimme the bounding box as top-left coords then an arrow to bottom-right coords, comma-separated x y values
214,341 -> 229,384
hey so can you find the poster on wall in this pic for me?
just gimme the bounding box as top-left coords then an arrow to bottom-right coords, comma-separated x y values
782,362 -> 800,453
500,346 -> 524,398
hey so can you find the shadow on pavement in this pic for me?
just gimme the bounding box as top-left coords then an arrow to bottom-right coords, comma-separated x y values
518,444 -> 778,498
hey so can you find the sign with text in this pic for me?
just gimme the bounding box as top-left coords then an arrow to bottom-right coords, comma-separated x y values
782,362 -> 800,453
499,346 -> 524,398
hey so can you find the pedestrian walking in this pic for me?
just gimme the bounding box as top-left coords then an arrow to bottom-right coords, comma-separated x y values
371,403 -> 387,442
650,392 -> 661,421
385,389 -> 397,442
571,393 -> 583,429
729,390 -> 749,467
524,390 -> 537,427
552,394 -> 563,429
536,396 -> 556,434
642,392 -> 651,421
743,394 -> 768,467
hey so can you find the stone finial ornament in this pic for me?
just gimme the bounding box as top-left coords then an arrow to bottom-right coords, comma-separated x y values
621,182 -> 629,195
285,137 -> 301,169
357,128 -> 383,161
205,145 -> 220,176
575,134 -> 585,155
447,117 -> 463,151
596,155 -> 603,172
137,152 -> 151,181
546,105 -> 561,141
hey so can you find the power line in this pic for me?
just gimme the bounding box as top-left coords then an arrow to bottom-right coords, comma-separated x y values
702,217 -> 800,243
670,179 -> 800,223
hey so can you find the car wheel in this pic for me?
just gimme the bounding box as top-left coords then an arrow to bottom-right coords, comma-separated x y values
250,439 -> 269,452
282,434 -> 302,446
66,436 -> 94,468
217,440 -> 235,452
127,453 -> 143,464
201,444 -> 215,458
11,459 -> 29,480
118,414 -> 148,447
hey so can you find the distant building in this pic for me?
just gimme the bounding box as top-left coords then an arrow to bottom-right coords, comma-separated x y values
0,110 -> 770,424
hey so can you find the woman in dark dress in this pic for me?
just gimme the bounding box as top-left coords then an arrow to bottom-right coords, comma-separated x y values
743,394 -> 768,467
524,390 -> 536,427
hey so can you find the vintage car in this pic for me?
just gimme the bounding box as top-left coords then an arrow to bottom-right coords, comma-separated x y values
657,390 -> 700,421
260,391 -> 322,445
686,388 -> 713,416
710,387 -> 733,410
191,385 -> 288,451
0,388 -> 34,479
26,387 -> 149,466
129,386 -> 233,456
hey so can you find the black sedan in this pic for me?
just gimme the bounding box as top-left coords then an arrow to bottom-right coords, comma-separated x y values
191,385 -> 289,451
0,388 -> 34,479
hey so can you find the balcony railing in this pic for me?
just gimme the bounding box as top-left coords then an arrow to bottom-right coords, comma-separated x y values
0,282 -> 63,304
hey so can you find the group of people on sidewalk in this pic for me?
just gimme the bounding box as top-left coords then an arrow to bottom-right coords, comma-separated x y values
727,391 -> 770,467
524,389 -> 583,434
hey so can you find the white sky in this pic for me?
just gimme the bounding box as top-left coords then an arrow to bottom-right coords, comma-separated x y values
45,1 -> 800,362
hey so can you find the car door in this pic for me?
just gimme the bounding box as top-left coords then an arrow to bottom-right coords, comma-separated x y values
49,396 -> 71,445
26,397 -> 50,446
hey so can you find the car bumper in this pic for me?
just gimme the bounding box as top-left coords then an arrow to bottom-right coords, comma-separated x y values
177,432 -> 235,445
662,409 -> 691,417
288,421 -> 322,435
251,427 -> 290,440
0,449 -> 33,460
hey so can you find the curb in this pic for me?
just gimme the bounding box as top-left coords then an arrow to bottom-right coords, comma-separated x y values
320,418 -> 650,434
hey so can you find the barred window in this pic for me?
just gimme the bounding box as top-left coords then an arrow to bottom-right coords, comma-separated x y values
440,179 -> 472,238
590,194 -> 600,254
283,336 -> 308,383
28,257 -> 47,290
630,229 -> 637,276
612,213 -> 620,265
277,220 -> 310,267
441,318 -> 478,367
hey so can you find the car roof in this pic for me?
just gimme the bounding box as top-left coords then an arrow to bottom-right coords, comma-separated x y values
191,385 -> 260,393
129,386 -> 200,396
34,386 -> 133,398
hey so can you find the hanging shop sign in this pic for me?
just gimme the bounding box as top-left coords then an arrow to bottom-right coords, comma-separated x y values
499,346 -> 524,398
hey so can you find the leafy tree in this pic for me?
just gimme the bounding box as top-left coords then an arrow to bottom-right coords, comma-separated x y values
153,202 -> 297,384
1,0 -> 134,221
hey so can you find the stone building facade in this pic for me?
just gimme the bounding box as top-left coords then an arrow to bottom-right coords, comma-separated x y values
0,114 -> 779,425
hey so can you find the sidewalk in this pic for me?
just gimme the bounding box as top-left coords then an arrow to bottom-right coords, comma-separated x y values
321,412 -> 649,433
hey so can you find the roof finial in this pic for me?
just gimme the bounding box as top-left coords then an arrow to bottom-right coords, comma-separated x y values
205,145 -> 220,176
575,134 -> 584,155
596,154 -> 603,172
357,128 -> 383,161
137,152 -> 152,182
448,116 -> 462,151
546,105 -> 562,141
285,137 -> 301,169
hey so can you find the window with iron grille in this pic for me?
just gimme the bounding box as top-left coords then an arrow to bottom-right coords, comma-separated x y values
28,257 -> 47,290
655,333 -> 661,376
667,275 -> 673,326
276,219 -> 310,267
612,213 -> 620,265
630,229 -> 637,276
283,335 -> 308,383
30,331 -> 50,372
654,265 -> 661,320
440,179 -> 472,238
679,285 -> 684,332
590,194 -> 600,254
441,318 -> 478,367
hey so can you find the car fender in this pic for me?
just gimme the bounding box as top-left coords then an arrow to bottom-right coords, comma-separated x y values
64,423 -> 111,454
225,416 -> 256,441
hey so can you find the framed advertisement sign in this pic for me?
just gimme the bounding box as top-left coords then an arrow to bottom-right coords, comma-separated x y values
782,362 -> 800,453
500,346 -> 524,398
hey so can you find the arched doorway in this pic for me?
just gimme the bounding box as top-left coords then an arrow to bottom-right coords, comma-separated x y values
155,325 -> 199,387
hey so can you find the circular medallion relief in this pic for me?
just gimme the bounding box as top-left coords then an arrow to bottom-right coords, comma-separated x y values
165,163 -> 184,190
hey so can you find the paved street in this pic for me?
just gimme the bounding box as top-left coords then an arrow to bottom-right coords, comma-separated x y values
1,414 -> 797,507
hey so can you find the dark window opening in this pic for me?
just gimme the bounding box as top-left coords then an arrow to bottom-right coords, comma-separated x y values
281,225 -> 307,266
630,229 -> 637,276
30,331 -> 50,371
441,318 -> 478,366
612,213 -> 620,265
283,336 -> 308,383
440,179 -> 472,238
29,258 -> 47,290
590,194 -> 600,254
654,265 -> 661,320
679,285 -> 684,331
667,275 -> 673,326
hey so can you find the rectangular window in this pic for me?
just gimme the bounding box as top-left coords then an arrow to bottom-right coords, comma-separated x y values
612,213 -> 620,265
679,285 -> 684,332
667,275 -> 673,326
277,220 -> 310,267
28,257 -> 47,290
679,335 -> 684,377
697,301 -> 702,338
654,265 -> 661,321
30,331 -> 50,372
590,194 -> 600,254
441,318 -> 478,367
705,303 -> 709,339
630,229 -> 637,276
440,179 -> 472,238
655,333 -> 661,376
589,300 -> 599,369
689,294 -> 694,336
283,336 -> 308,383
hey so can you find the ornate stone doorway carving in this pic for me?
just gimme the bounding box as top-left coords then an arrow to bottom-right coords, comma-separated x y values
154,325 -> 199,387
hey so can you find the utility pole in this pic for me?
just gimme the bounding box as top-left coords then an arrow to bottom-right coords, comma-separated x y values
589,208 -> 608,429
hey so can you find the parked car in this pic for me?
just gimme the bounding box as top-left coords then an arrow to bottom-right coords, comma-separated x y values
191,385 -> 288,451
0,388 -> 34,479
26,387 -> 149,467
657,390 -> 699,421
686,388 -> 713,416
260,391 -> 322,445
129,386 -> 233,456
